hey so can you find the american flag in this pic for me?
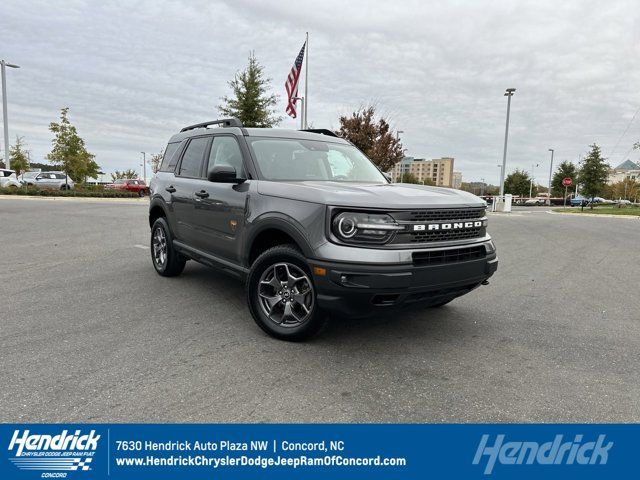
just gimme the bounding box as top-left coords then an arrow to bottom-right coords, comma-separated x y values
285,41 -> 306,118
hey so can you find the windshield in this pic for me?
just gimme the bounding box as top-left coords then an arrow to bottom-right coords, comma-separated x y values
247,138 -> 388,183
22,171 -> 38,178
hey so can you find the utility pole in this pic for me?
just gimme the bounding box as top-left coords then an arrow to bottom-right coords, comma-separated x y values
547,148 -> 554,205
396,131 -> 404,183
1,60 -> 20,170
499,88 -> 516,198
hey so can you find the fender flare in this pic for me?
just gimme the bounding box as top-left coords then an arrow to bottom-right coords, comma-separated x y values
243,214 -> 314,265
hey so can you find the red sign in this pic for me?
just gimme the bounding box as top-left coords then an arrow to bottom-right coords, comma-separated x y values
562,177 -> 572,187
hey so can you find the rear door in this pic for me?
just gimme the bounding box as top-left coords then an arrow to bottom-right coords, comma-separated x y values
171,136 -> 211,244
189,135 -> 249,263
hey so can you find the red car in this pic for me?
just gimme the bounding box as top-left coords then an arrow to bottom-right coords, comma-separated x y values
106,179 -> 150,196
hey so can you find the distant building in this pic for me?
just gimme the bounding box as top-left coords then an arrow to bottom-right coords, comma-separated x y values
607,160 -> 640,184
452,171 -> 462,189
390,157 -> 455,187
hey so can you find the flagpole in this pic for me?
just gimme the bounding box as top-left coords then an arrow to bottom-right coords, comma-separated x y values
304,32 -> 309,129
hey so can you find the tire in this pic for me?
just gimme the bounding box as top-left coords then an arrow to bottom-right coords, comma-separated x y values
247,245 -> 326,341
150,217 -> 186,277
138,189 -> 145,197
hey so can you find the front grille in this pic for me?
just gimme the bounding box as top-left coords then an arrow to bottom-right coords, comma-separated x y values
407,227 -> 484,243
388,207 -> 487,245
401,208 -> 485,222
412,245 -> 486,266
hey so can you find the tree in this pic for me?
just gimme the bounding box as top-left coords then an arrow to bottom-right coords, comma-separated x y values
579,144 -> 609,208
551,161 -> 579,196
9,136 -> 30,175
337,106 -> 404,172
47,108 -> 99,182
218,53 -> 281,127
504,169 -> 534,197
400,172 -> 421,184
149,151 -> 164,174
604,179 -> 639,202
111,169 -> 138,181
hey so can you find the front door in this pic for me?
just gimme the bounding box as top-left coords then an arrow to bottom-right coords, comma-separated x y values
189,135 -> 249,263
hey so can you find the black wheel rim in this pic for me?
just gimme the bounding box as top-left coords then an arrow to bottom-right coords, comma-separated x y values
258,262 -> 314,327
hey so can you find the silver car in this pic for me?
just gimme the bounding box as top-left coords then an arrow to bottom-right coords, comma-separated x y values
22,171 -> 74,190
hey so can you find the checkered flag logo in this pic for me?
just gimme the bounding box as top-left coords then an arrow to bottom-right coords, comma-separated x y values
70,458 -> 92,471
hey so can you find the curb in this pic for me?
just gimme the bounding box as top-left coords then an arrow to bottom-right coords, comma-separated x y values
0,195 -> 149,203
548,210 -> 640,219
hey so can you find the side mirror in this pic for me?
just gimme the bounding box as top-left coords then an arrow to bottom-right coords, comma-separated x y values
207,165 -> 245,184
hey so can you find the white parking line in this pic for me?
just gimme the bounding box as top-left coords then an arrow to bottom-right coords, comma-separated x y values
134,244 -> 149,249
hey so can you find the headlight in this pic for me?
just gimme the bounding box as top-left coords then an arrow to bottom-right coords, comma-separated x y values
332,212 -> 403,244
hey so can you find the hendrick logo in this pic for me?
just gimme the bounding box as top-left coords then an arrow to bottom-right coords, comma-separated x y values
8,429 -> 100,475
413,221 -> 483,231
473,434 -> 613,475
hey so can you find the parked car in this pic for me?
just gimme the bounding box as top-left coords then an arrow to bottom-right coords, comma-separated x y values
524,197 -> 545,206
21,171 -> 74,190
615,199 -> 632,205
149,118 -> 498,340
105,178 -> 149,196
0,169 -> 22,189
569,195 -> 589,207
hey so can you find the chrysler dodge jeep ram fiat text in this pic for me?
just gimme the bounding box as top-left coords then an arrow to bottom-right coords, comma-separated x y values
149,119 -> 498,340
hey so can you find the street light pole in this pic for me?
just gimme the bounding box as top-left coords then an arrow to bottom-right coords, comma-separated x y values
499,88 -> 516,198
547,148 -> 554,205
1,60 -> 20,171
141,151 -> 146,182
396,131 -> 404,183
529,163 -> 539,198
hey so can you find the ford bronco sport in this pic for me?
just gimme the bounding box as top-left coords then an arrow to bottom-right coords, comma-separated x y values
149,118 -> 497,340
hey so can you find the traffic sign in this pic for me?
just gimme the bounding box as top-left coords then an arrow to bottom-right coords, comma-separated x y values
562,177 -> 572,187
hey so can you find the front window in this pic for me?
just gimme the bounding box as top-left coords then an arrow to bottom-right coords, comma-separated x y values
247,137 -> 387,183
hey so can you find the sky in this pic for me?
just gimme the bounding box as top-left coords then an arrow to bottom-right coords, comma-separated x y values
1,0 -> 640,183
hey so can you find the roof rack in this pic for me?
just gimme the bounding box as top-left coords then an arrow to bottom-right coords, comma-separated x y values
180,118 -> 243,132
301,129 -> 340,138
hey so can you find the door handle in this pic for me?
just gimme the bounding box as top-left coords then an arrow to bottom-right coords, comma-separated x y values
165,186 -> 176,193
194,190 -> 209,199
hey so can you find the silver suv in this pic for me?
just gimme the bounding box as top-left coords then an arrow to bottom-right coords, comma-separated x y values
21,171 -> 74,190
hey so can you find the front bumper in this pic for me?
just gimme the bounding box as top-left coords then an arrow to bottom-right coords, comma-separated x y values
310,242 -> 497,317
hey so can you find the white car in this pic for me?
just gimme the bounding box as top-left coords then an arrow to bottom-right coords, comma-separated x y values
0,169 -> 22,189
21,171 -> 74,190
615,199 -> 632,205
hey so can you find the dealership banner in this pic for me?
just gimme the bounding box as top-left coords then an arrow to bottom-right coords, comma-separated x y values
0,423 -> 634,479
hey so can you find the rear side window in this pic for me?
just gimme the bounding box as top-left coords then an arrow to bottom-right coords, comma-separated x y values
178,137 -> 209,178
160,142 -> 182,172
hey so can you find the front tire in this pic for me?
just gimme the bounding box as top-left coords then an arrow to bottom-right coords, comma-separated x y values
247,245 -> 326,341
151,217 -> 186,277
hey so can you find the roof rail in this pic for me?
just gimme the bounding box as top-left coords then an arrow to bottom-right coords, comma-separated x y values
180,118 -> 243,132
301,128 -> 340,138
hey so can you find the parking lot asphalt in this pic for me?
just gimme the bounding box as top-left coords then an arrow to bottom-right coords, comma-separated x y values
1,198 -> 639,422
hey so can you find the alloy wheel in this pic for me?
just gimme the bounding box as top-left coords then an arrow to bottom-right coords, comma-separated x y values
258,263 -> 314,327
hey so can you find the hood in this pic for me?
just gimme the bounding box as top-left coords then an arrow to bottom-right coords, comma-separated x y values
256,181 -> 485,209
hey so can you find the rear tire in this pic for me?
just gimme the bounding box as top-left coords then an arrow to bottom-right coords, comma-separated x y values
151,217 -> 186,277
138,189 -> 145,197
247,245 -> 326,341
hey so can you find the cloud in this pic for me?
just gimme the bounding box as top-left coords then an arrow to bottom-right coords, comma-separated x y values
1,0 -> 639,183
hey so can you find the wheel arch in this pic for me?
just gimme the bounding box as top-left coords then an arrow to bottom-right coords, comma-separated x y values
245,216 -> 314,267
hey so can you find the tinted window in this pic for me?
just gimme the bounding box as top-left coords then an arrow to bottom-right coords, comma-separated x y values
178,137 -> 208,177
160,142 -> 182,172
207,136 -> 245,177
55,173 -> 67,179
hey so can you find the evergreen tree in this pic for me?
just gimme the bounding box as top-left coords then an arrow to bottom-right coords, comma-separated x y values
9,136 -> 30,175
218,53 -> 281,127
551,161 -> 579,196
579,144 -> 609,208
47,108 -> 99,182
